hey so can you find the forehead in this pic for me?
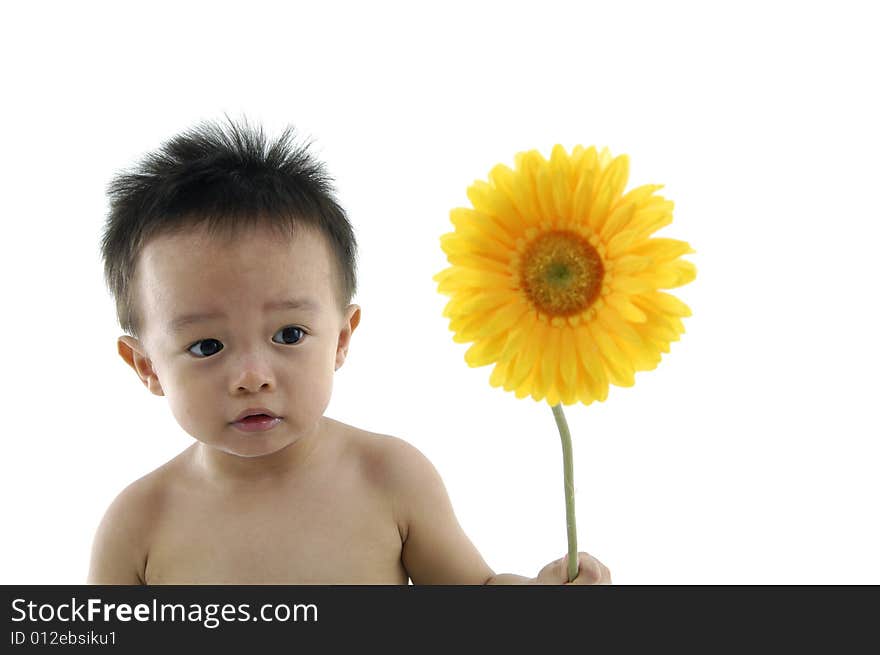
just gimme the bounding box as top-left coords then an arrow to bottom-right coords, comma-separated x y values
135,224 -> 335,316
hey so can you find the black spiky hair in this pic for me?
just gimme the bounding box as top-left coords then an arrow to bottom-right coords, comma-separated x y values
100,113 -> 357,337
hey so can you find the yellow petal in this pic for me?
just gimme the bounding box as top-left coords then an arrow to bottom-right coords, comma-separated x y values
606,228 -> 640,258
446,289 -> 511,316
540,325 -> 562,401
588,321 -> 635,387
651,259 -> 697,289
591,154 -> 630,232
439,232 -> 509,269
472,300 -> 531,340
513,150 -> 548,214
433,266 -> 455,285
464,329 -> 508,367
509,316 -> 543,388
515,149 -> 548,172
604,293 -> 648,323
599,201 -> 637,241
523,363 -> 547,400
515,372 -> 535,399
611,330 -> 660,373
589,179 -> 615,233
636,291 -> 692,317
576,385 -> 599,406
499,319 -> 533,364
611,255 -> 652,275
580,146 -> 600,174
442,290 -> 480,318
550,144 -> 574,183
630,238 -> 696,262
628,302 -> 684,342
465,182 -> 518,248
531,322 -> 552,400
535,162 -> 557,223
445,252 -> 510,275
574,325 -> 608,401
435,267 -> 512,294
449,206 -> 516,256
610,273 -> 654,294
550,144 -> 574,220
558,377 -> 579,406
488,163 -> 518,203
596,305 -> 642,342
571,167 -> 596,223
628,200 -> 674,240
552,338 -> 580,405
490,164 -> 541,229
619,183 -> 665,208
448,309 -> 486,341
559,328 -> 578,388
488,358 -> 509,388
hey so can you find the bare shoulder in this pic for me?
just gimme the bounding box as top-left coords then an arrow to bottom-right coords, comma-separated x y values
338,423 -> 435,490
86,459 -> 175,584
338,424 -> 444,540
341,425 -> 494,584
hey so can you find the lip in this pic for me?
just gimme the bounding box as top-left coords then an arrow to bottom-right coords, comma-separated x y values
231,416 -> 283,433
232,407 -> 281,422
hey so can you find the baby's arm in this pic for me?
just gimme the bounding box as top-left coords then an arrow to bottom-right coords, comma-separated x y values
87,481 -> 151,584
383,437 -> 499,584
384,437 -> 611,585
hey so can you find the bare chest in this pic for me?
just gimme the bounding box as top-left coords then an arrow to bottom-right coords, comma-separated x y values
144,471 -> 406,584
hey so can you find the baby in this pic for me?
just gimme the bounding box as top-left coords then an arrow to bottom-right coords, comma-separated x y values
88,116 -> 611,585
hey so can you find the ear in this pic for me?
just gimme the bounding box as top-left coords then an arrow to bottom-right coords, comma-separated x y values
117,335 -> 165,396
335,304 -> 361,371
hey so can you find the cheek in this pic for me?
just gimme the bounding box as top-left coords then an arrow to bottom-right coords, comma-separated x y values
285,357 -> 334,402
163,369 -> 210,423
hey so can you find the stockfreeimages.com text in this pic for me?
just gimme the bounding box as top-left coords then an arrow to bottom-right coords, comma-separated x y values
11,597 -> 317,629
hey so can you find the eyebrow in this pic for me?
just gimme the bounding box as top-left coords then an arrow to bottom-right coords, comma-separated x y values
168,298 -> 320,333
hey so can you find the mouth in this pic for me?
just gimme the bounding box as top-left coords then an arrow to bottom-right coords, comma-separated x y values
231,414 -> 283,433
238,414 -> 275,422
232,408 -> 281,423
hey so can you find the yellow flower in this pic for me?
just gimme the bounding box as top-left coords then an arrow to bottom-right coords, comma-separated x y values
433,145 -> 696,406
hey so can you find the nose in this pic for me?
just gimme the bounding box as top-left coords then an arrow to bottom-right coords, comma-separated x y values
231,354 -> 276,394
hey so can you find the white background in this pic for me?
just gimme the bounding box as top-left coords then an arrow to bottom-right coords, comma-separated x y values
1,0 -> 877,585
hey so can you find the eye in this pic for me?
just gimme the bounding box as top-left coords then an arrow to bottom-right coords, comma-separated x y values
187,338 -> 224,358
273,325 -> 307,346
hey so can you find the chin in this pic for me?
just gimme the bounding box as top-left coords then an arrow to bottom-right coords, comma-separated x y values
222,437 -> 298,458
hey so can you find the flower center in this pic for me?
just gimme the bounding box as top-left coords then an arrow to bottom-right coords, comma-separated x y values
519,230 -> 604,317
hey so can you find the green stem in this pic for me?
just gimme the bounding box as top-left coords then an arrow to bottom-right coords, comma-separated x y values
551,403 -> 578,582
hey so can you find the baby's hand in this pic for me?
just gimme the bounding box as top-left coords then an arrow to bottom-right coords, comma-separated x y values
535,552 -> 611,585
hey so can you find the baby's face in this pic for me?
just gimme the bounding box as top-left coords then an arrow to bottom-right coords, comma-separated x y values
123,223 -> 359,459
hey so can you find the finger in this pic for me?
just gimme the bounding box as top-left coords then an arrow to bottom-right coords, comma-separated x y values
575,552 -> 605,584
582,554 -> 603,584
599,562 -> 612,584
587,555 -> 612,584
537,555 -> 567,583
